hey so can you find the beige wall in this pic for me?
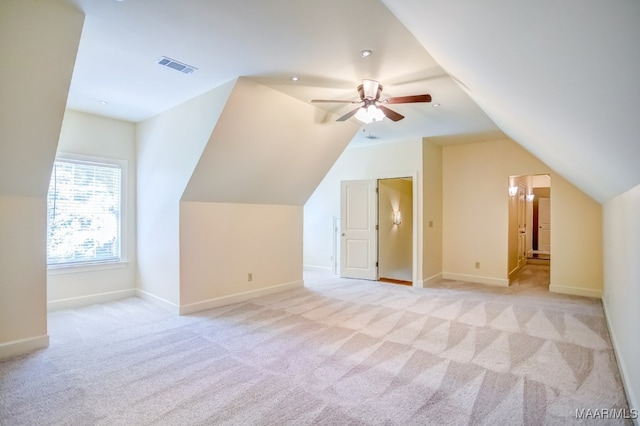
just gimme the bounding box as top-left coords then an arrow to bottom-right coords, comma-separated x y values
179,202 -> 303,313
549,175 -> 602,297
0,0 -> 84,358
47,111 -> 137,309
182,78 -> 359,205
379,179 -> 413,281
442,138 -> 602,296
603,183 -> 640,413
139,78 -> 356,313
0,196 -> 48,352
422,140 -> 443,285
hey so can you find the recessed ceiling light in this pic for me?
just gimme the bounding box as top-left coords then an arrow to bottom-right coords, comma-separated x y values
360,50 -> 372,58
290,76 -> 299,81
432,103 -> 441,108
99,100 -> 108,105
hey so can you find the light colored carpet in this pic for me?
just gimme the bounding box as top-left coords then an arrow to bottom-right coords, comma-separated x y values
0,266 -> 632,425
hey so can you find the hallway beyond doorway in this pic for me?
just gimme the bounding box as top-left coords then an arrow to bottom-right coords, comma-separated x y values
509,264 -> 550,291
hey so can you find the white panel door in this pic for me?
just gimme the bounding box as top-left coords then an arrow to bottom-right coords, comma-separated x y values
340,179 -> 377,280
538,197 -> 551,252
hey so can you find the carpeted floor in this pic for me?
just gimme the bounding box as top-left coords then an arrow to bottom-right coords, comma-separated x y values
0,265 -> 632,425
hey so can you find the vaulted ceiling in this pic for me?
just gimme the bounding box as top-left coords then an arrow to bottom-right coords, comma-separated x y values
63,0 -> 640,203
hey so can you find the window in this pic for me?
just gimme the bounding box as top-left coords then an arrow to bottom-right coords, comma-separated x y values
47,156 -> 124,267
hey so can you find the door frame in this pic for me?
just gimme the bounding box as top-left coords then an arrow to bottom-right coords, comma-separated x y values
339,170 -> 422,286
378,176 -> 414,283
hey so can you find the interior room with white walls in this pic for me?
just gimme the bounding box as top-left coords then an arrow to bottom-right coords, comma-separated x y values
47,111 -> 137,311
1,0 -> 639,418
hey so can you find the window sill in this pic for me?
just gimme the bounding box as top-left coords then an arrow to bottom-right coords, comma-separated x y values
47,260 -> 130,275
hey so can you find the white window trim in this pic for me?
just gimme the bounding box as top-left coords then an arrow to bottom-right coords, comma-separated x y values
47,152 -> 129,272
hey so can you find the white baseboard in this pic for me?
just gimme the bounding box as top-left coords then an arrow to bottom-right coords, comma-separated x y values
508,265 -> 522,280
420,273 -> 443,288
303,264 -> 332,272
179,280 -> 304,315
549,284 -> 601,299
602,297 -> 638,424
442,272 -> 509,287
47,289 -> 136,311
136,289 -> 180,314
0,335 -> 49,360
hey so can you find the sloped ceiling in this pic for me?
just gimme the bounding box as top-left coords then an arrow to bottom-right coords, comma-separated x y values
182,78 -> 360,205
0,0 -> 84,197
62,0 -> 500,146
382,0 -> 640,203
60,0 -> 639,203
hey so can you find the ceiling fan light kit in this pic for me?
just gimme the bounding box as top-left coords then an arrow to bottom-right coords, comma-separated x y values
355,105 -> 385,124
311,79 -> 432,124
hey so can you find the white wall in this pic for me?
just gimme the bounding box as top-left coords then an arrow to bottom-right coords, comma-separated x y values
442,138 -> 602,296
304,138 -> 423,272
603,183 -> 640,413
179,202 -> 303,314
47,111 -> 137,310
0,0 -> 83,358
136,81 -> 235,309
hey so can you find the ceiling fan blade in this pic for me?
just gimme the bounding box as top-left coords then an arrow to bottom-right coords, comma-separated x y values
336,107 -> 361,122
377,105 -> 404,122
385,94 -> 432,104
311,99 -> 360,104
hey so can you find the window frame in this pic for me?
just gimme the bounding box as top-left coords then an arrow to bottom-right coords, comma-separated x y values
46,152 -> 128,272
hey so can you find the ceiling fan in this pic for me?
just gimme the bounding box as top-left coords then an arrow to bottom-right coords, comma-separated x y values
311,79 -> 431,123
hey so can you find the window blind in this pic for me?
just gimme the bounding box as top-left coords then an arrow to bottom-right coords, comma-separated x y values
47,158 -> 122,266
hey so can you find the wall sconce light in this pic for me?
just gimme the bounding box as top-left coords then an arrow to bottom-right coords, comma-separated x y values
526,194 -> 535,202
508,186 -> 518,197
393,211 -> 402,226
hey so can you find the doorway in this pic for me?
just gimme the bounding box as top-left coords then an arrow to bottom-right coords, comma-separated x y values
338,176 -> 415,285
508,174 -> 551,283
378,178 -> 413,285
530,176 -> 551,262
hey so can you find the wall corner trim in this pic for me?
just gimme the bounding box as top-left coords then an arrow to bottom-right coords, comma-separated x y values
442,272 -> 509,287
420,273 -> 444,288
0,335 -> 49,360
136,289 -> 180,314
179,280 -> 303,315
549,284 -> 601,299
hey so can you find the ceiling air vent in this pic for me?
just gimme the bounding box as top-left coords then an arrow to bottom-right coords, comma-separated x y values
157,56 -> 197,74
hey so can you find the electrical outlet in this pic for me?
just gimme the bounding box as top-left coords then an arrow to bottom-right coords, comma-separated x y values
428,220 -> 434,228
248,272 -> 253,282
475,262 -> 480,269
